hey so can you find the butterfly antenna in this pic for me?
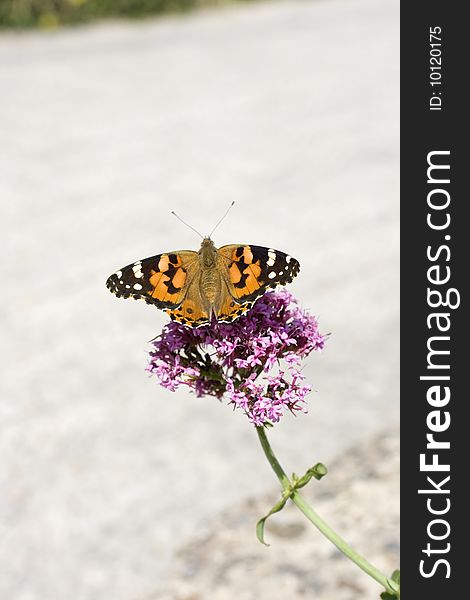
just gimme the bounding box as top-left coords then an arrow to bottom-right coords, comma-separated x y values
171,211 -> 204,239
208,201 -> 235,238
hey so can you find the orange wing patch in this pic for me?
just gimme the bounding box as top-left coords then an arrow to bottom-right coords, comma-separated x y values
166,297 -> 209,327
228,262 -> 243,284
157,253 -> 183,272
146,254 -> 188,306
217,291 -> 253,324
229,260 -> 263,299
147,268 -> 186,305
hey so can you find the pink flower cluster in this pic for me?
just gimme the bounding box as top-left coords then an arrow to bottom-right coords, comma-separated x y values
146,291 -> 326,426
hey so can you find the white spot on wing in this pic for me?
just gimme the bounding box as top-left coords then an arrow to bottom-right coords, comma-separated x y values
286,256 -> 292,264
268,272 -> 276,279
267,250 -> 276,267
132,264 -> 144,278
133,283 -> 143,291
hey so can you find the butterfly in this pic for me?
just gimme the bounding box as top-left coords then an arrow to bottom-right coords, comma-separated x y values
106,238 -> 300,327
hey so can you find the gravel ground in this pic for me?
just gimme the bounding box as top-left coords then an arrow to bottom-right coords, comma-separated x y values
0,1 -> 399,598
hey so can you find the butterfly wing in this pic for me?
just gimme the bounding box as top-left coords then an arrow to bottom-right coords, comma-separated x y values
106,251 -> 198,309
217,244 -> 300,303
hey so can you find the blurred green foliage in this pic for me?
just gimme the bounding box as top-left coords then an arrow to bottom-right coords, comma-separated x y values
0,0 -> 246,28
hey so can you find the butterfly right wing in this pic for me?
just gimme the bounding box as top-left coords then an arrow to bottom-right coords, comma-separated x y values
217,244 -> 300,303
106,250 -> 199,309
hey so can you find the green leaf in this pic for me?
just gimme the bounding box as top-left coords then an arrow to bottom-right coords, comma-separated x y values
256,517 -> 269,546
391,569 -> 400,584
312,462 -> 328,479
256,495 -> 289,546
380,570 -> 400,599
380,593 -> 398,600
293,463 -> 328,489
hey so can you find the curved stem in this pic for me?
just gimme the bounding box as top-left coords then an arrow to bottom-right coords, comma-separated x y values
256,426 -> 397,595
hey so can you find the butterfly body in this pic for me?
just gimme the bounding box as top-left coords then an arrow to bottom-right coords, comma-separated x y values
198,238 -> 222,304
106,238 -> 300,327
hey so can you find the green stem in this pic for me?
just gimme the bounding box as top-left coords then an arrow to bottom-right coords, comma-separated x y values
256,426 -> 396,595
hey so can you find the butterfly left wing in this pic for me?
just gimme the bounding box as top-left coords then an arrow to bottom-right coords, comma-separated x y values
106,251 -> 198,308
217,244 -> 300,304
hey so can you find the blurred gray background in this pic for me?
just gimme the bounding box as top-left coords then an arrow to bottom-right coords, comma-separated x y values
0,0 -> 399,598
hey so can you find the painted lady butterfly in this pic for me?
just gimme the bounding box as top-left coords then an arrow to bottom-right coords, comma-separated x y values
106,238 -> 300,327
